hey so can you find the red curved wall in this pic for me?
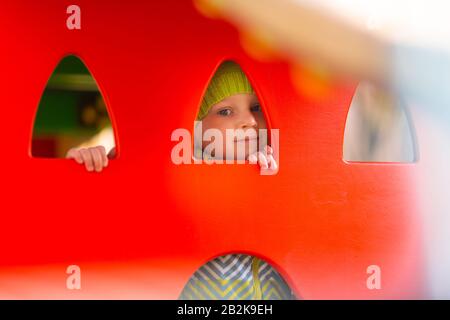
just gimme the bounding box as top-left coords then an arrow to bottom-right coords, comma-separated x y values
0,0 -> 423,299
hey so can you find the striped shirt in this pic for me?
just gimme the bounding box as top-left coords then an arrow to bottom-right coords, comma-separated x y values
179,254 -> 296,300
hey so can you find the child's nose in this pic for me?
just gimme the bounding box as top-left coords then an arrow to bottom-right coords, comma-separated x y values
239,111 -> 258,129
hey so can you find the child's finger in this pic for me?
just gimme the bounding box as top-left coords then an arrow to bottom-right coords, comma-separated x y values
248,152 -> 258,164
89,147 -> 104,172
80,149 -> 94,172
257,151 -> 269,169
267,154 -> 278,171
66,148 -> 83,164
264,145 -> 273,156
97,146 -> 108,167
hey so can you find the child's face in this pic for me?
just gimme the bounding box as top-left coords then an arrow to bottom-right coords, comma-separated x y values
201,93 -> 267,160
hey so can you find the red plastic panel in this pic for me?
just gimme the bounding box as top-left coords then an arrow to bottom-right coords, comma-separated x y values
0,0 -> 423,299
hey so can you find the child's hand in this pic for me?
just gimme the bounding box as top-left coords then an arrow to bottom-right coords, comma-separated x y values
248,145 -> 278,175
66,146 -> 109,172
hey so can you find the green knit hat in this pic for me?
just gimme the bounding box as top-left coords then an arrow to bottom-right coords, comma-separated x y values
197,61 -> 254,120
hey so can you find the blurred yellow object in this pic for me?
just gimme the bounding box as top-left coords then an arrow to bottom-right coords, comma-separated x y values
193,0 -> 222,19
290,63 -> 333,101
239,30 -> 279,62
196,0 -> 388,83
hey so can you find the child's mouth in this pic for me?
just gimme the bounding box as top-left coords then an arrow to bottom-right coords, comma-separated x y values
234,136 -> 258,143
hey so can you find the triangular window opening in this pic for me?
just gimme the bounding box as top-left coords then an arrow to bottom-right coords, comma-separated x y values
31,55 -> 116,159
343,82 -> 417,163
194,60 -> 272,164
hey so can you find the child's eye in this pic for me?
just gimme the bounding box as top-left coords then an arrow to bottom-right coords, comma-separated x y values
217,108 -> 232,116
250,104 -> 261,112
